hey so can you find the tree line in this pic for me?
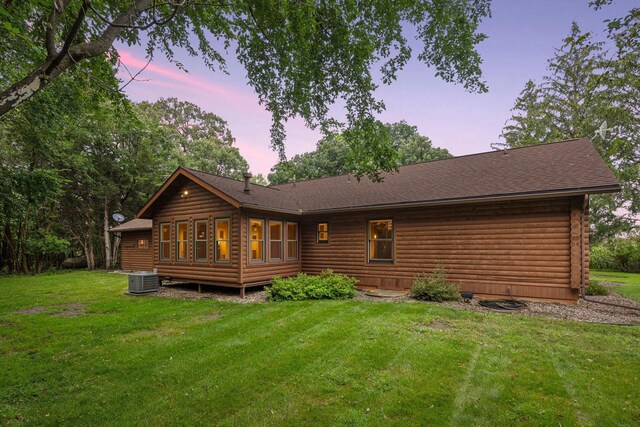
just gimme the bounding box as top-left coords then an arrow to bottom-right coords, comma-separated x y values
0,60 -> 259,273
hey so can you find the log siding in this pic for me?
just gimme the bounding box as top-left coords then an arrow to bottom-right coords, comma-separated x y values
119,230 -> 153,271
300,197 -> 582,302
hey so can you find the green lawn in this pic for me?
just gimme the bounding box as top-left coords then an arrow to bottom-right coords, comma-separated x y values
592,269 -> 640,301
1,272 -> 639,426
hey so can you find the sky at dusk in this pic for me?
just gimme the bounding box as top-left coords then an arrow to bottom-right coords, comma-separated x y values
114,0 -> 636,177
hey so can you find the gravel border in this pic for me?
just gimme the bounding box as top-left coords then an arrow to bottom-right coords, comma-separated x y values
155,283 -> 268,303
153,283 -> 639,325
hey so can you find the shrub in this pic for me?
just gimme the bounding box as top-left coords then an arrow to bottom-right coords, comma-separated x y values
591,237 -> 640,273
590,245 -> 616,270
586,280 -> 609,296
267,269 -> 358,302
410,266 -> 461,302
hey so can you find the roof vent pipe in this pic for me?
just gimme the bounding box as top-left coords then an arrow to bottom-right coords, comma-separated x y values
243,172 -> 252,193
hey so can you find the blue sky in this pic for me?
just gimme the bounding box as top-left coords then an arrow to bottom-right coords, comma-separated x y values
115,0 -> 636,176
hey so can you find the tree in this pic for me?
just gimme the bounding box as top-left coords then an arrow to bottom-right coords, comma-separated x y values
268,121 -> 450,184
0,0 -> 491,179
496,22 -> 640,242
135,98 -> 235,150
134,98 -> 250,179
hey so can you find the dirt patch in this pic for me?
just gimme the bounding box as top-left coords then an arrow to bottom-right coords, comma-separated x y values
156,283 -> 267,303
428,320 -> 453,330
414,319 -> 454,333
204,312 -> 223,320
52,303 -> 87,317
13,306 -> 47,315
13,303 -> 88,317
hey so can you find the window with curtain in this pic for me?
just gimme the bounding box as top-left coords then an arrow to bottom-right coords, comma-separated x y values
160,223 -> 170,260
249,219 -> 264,262
287,223 -> 298,260
215,218 -> 230,262
368,219 -> 393,262
176,221 -> 188,261
269,221 -> 283,261
194,220 -> 208,261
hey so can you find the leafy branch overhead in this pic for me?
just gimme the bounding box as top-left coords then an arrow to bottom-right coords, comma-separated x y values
0,0 -> 490,179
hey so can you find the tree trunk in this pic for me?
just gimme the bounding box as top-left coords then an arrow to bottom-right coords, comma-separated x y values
103,199 -> 112,270
112,234 -> 121,268
19,205 -> 30,274
2,222 -> 15,274
86,237 -> 95,270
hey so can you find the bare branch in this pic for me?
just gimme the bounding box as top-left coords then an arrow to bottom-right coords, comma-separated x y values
118,55 -> 152,91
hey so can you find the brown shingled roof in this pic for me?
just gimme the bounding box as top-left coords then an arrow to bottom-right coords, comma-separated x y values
138,138 -> 619,217
109,218 -> 152,232
272,138 -> 620,212
183,167 -> 301,212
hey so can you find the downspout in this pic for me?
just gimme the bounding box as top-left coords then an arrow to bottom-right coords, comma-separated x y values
579,195 -> 640,311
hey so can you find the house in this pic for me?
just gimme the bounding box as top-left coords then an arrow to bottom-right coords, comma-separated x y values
115,138 -> 620,302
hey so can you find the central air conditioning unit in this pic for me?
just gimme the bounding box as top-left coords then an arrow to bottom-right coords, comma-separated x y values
128,272 -> 159,295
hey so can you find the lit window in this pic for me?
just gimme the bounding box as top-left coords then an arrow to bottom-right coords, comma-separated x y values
215,218 -> 230,263
138,239 -> 149,249
269,221 -> 283,262
368,219 -> 393,262
194,220 -> 208,262
176,221 -> 188,261
249,219 -> 264,262
160,223 -> 170,260
287,223 -> 298,260
317,222 -> 328,243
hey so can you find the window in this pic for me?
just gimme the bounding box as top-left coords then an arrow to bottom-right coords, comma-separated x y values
194,220 -> 208,262
176,221 -> 188,261
269,221 -> 283,262
249,219 -> 264,262
287,223 -> 298,260
215,218 -> 230,263
138,239 -> 149,249
368,219 -> 393,262
160,223 -> 170,260
317,222 -> 329,243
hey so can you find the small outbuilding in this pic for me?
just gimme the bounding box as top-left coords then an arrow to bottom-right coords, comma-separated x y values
117,138 -> 620,302
109,218 -> 153,272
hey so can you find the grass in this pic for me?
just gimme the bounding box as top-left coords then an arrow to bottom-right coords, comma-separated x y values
591,269 -> 640,301
0,271 -> 639,426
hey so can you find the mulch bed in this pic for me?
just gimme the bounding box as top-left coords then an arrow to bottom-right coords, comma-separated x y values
151,283 -> 639,325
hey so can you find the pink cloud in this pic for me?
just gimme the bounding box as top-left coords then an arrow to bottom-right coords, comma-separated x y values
117,50 -> 257,110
